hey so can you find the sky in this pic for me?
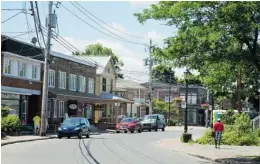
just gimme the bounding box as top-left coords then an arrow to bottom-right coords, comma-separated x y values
1,1 -> 188,83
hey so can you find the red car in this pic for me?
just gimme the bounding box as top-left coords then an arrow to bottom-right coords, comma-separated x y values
116,117 -> 142,133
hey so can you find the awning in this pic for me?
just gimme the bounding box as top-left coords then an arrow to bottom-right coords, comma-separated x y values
1,86 -> 41,95
100,92 -> 134,103
134,102 -> 149,107
48,90 -> 102,103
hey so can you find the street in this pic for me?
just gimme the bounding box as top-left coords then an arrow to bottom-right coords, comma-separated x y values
1,130 -> 211,164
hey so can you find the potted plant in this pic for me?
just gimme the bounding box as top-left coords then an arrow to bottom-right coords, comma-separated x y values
182,132 -> 192,143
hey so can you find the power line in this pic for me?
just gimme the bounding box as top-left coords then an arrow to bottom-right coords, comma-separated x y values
35,1 -> 47,48
72,1 -> 149,40
1,11 -> 22,24
30,2 -> 42,49
1,30 -> 36,41
60,3 -> 147,46
1,8 -> 26,11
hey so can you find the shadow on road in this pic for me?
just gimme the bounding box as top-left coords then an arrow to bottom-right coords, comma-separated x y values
215,157 -> 260,164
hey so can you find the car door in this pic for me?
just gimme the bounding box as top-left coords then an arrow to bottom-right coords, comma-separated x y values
157,116 -> 163,129
80,118 -> 88,135
85,118 -> 90,133
134,118 -> 140,130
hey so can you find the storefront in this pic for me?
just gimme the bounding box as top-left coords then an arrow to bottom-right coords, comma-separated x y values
1,86 -> 41,125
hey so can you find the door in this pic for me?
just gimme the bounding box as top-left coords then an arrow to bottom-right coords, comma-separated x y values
134,118 -> 141,130
80,118 -> 88,135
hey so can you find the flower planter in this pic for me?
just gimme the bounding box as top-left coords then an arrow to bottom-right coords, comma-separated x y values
182,133 -> 192,143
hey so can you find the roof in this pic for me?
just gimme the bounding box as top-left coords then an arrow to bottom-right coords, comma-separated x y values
100,92 -> 134,103
116,79 -> 147,90
51,51 -> 97,67
86,56 -> 113,74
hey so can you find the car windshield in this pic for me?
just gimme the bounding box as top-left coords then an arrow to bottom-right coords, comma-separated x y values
62,118 -> 81,126
121,118 -> 133,123
143,115 -> 157,120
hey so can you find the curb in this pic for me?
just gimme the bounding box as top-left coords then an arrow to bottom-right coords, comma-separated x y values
1,136 -> 56,147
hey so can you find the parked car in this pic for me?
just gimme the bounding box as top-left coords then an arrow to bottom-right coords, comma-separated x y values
57,117 -> 90,139
116,117 -> 142,133
141,114 -> 166,132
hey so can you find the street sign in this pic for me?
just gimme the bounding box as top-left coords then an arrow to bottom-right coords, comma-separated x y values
181,101 -> 186,108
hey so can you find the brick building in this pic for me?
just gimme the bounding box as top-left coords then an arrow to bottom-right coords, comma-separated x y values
1,35 -> 44,125
47,52 -> 102,126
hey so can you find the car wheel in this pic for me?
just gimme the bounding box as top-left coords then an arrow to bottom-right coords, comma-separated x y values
138,128 -> 142,133
124,131 -> 127,133
58,135 -> 62,139
162,127 -> 165,131
78,131 -> 82,139
116,131 -> 120,133
148,129 -> 151,132
155,126 -> 158,132
86,133 -> 90,138
67,136 -> 71,139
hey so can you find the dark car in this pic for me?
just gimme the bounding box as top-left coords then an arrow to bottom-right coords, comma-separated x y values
57,117 -> 90,139
116,117 -> 142,133
141,114 -> 166,132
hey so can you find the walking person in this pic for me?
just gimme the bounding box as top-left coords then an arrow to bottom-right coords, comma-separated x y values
213,118 -> 224,149
33,113 -> 41,135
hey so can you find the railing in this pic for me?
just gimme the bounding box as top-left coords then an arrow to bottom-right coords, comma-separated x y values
252,114 -> 260,131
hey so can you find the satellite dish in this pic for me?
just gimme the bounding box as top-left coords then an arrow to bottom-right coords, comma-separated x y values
31,37 -> 37,45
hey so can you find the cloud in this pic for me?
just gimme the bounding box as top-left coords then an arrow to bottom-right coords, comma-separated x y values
129,1 -> 157,8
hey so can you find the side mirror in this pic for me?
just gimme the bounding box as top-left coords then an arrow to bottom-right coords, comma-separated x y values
80,123 -> 85,126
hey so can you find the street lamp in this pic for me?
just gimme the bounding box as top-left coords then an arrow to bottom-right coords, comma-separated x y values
184,68 -> 190,133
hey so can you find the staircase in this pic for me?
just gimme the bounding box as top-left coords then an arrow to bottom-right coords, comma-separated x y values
252,114 -> 260,131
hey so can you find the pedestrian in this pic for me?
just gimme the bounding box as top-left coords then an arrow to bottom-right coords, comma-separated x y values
213,118 -> 224,149
33,113 -> 41,135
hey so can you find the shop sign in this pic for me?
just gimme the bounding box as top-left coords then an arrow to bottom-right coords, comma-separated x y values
69,104 -> 77,110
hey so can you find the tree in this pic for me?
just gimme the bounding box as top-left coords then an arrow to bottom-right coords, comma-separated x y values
134,1 -> 260,72
177,73 -> 203,86
152,64 -> 177,84
74,43 -> 124,79
134,1 -> 260,111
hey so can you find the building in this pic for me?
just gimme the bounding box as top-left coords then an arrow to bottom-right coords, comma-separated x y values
1,35 -> 44,125
87,56 -> 133,123
141,82 -> 210,126
115,79 -> 149,118
47,52 -> 101,126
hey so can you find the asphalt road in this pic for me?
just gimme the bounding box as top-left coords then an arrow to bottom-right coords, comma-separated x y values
2,128 -> 212,164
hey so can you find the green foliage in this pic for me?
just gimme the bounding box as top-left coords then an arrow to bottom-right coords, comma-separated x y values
177,73 -> 202,85
196,114 -> 260,146
152,99 -> 179,115
255,128 -> 260,138
134,1 -> 260,108
1,106 -> 9,118
152,64 -> 177,84
1,115 -> 21,135
168,118 -> 178,126
73,43 -> 124,79
219,109 -> 237,125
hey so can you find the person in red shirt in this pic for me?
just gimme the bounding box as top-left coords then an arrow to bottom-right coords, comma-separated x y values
213,118 -> 224,149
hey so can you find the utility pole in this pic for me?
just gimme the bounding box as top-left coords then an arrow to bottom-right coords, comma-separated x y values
168,69 -> 171,121
205,89 -> 209,128
148,39 -> 153,114
184,69 -> 189,133
40,1 -> 53,136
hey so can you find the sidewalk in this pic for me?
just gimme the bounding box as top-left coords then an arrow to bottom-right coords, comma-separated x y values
159,138 -> 260,163
1,134 -> 56,146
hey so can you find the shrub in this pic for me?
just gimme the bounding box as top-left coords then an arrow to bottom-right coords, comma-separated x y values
1,106 -> 9,118
195,114 -> 260,146
168,119 -> 178,126
1,115 -> 21,135
255,128 -> 260,137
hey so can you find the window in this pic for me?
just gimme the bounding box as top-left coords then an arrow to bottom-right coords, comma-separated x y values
102,78 -> 106,92
32,65 -> 37,79
59,101 -> 65,118
165,95 -> 172,102
53,100 -> 57,118
101,104 -> 107,117
79,76 -> 86,92
88,78 -> 94,94
18,61 -> 26,77
4,58 -> 11,74
59,71 -> 66,89
69,74 -> 77,91
110,79 -> 113,93
47,100 -> 51,118
49,70 -> 55,87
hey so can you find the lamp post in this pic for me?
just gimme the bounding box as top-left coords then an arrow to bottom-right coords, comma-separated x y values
184,69 -> 190,133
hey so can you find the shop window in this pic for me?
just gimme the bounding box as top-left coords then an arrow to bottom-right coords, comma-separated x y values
101,104 -> 107,117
